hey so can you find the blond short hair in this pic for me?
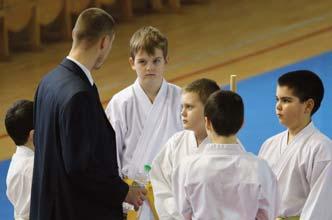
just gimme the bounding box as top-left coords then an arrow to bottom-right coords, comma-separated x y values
129,26 -> 168,59
184,78 -> 221,105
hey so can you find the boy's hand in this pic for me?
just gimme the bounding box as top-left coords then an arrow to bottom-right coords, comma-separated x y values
124,186 -> 147,210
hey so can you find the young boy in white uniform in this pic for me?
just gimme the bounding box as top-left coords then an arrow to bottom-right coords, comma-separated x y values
173,91 -> 279,220
105,26 -> 182,220
5,100 -> 34,220
259,70 -> 332,220
150,78 -> 220,220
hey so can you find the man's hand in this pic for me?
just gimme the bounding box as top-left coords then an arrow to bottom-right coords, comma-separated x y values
125,186 -> 147,210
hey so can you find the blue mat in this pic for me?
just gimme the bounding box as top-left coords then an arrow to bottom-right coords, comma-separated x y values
0,160 -> 12,219
0,51 -> 331,219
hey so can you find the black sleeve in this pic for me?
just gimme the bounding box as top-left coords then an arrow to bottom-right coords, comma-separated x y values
60,91 -> 128,206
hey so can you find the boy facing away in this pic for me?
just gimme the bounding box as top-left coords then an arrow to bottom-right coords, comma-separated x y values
105,26 -> 182,219
150,78 -> 220,220
5,100 -> 34,220
259,70 -> 332,220
173,91 -> 279,220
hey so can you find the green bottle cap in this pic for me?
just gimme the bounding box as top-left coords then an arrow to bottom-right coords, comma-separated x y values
144,164 -> 151,172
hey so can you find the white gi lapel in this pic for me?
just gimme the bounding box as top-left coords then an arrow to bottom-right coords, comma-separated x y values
273,122 -> 315,178
128,80 -> 169,178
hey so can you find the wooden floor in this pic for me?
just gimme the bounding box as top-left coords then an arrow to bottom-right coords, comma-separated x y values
1,0 -> 332,160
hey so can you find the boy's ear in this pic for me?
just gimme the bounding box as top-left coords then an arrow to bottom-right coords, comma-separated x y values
100,35 -> 110,50
165,56 -> 169,64
100,34 -> 114,49
205,117 -> 212,132
304,98 -> 315,114
129,57 -> 135,71
29,130 -> 34,141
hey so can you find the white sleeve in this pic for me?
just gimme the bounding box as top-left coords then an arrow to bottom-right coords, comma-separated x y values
256,161 -> 279,220
11,158 -> 34,220
105,98 -> 126,177
172,159 -> 192,220
301,160 -> 332,219
150,135 -> 184,220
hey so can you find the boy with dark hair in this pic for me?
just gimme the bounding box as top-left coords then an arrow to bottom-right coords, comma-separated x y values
259,70 -> 332,219
105,26 -> 182,220
5,99 -> 34,220
173,91 -> 278,220
151,78 -> 220,219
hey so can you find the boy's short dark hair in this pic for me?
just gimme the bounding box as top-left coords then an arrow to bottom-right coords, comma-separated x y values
129,26 -> 168,59
5,100 -> 34,146
278,70 -> 324,115
183,78 -> 220,105
73,8 -> 115,45
204,91 -> 244,136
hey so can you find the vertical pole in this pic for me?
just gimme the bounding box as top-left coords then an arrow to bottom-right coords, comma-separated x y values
230,74 -> 237,92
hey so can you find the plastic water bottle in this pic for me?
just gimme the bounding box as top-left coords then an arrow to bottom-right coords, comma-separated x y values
134,164 -> 151,187
144,164 -> 151,183
134,165 -> 153,219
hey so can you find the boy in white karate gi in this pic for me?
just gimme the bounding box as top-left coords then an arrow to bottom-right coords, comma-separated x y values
173,90 -> 279,220
150,78 -> 220,220
5,100 -> 34,220
259,70 -> 332,220
105,26 -> 182,219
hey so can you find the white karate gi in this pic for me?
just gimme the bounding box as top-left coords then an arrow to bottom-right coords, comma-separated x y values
173,143 -> 279,220
6,146 -> 34,220
151,130 -> 210,220
259,122 -> 332,219
105,79 -> 182,219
